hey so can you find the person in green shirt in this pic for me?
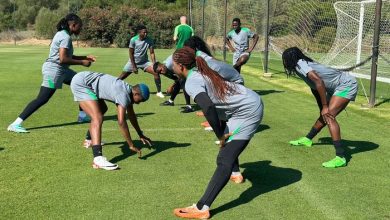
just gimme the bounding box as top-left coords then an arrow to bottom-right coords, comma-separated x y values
173,16 -> 194,49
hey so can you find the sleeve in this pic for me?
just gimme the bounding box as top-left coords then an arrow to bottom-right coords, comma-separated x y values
174,25 -> 179,38
148,38 -> 154,48
227,30 -> 232,39
296,59 -> 313,77
129,38 -> 136,49
247,29 -> 255,38
59,34 -> 71,49
194,92 -> 224,139
185,75 -> 207,100
164,55 -> 174,71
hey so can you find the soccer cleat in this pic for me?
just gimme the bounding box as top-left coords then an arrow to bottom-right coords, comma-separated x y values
92,156 -> 118,170
289,137 -> 313,147
201,121 -> 210,127
160,100 -> 174,106
83,139 -> 105,149
78,115 -> 91,123
7,124 -> 29,133
181,106 -> 194,113
204,126 -> 213,131
173,204 -> 210,219
230,174 -> 244,184
156,92 -> 165,98
215,140 -> 221,145
322,156 -> 347,168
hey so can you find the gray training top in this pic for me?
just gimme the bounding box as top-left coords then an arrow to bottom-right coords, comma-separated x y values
45,30 -> 73,69
129,35 -> 154,64
296,59 -> 357,93
196,51 -> 244,84
165,52 -> 244,84
72,71 -> 133,108
185,68 -> 259,121
227,27 -> 255,52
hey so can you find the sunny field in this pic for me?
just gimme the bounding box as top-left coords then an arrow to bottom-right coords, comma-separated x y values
0,45 -> 389,219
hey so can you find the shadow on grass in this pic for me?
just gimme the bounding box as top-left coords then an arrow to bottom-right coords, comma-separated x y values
0,147 -> 4,152
316,137 -> 379,162
105,140 -> 191,163
256,124 -> 270,134
375,98 -> 390,107
27,112 -> 154,130
253,89 -> 284,96
212,160 -> 302,217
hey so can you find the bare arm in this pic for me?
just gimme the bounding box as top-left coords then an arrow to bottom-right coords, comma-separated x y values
247,34 -> 259,53
225,38 -> 235,52
59,48 -> 91,67
126,104 -> 152,147
116,104 -> 141,157
307,71 -> 334,124
149,47 -> 156,64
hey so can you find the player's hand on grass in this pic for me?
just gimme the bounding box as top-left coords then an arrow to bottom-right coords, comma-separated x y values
219,132 -> 233,148
140,134 -> 153,148
129,145 -> 142,158
86,55 -> 96,62
81,60 -> 92,67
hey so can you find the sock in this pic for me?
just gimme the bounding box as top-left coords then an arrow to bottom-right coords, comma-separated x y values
306,127 -> 319,140
168,99 -> 173,103
196,203 -> 209,211
79,111 -> 87,117
92,145 -> 103,158
333,140 -> 345,158
11,117 -> 24,126
232,171 -> 241,176
154,78 -> 162,92
86,130 -> 91,140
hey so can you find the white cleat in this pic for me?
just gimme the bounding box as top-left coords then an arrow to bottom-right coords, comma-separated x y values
7,124 -> 29,133
204,126 -> 213,131
92,156 -> 118,170
156,92 -> 165,98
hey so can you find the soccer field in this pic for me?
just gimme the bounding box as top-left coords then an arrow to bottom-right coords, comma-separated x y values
0,45 -> 389,219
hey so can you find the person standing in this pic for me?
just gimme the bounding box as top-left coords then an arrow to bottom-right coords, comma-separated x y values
172,47 -> 263,219
71,71 -> 152,170
119,25 -> 164,98
282,47 -> 358,168
7,13 -> 95,133
226,18 -> 259,73
173,16 -> 194,49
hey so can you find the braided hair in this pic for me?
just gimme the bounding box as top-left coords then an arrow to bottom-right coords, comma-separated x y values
282,47 -> 314,76
184,36 -> 212,57
56,13 -> 82,32
173,47 -> 237,102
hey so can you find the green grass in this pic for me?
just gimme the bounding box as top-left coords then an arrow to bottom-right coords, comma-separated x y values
0,45 -> 389,219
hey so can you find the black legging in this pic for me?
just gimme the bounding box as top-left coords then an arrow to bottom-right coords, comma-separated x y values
197,139 -> 250,208
19,86 -> 56,120
170,79 -> 191,106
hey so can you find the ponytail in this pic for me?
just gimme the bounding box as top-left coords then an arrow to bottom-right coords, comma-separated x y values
173,47 -> 237,102
56,13 -> 82,32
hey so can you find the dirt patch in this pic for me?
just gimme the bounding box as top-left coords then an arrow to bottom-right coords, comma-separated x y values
0,38 -> 92,47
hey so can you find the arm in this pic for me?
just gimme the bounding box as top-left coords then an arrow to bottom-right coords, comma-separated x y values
225,38 -> 235,52
149,47 -> 156,64
173,26 -> 179,42
126,104 -> 152,147
116,104 -> 142,157
307,71 -> 334,124
59,48 -> 91,67
72,55 -> 96,62
247,34 -> 259,53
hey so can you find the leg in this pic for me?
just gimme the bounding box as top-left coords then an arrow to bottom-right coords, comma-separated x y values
19,86 -> 56,121
79,100 -> 104,147
84,100 -> 107,145
233,54 -> 250,73
145,66 -> 162,94
197,140 -> 250,208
